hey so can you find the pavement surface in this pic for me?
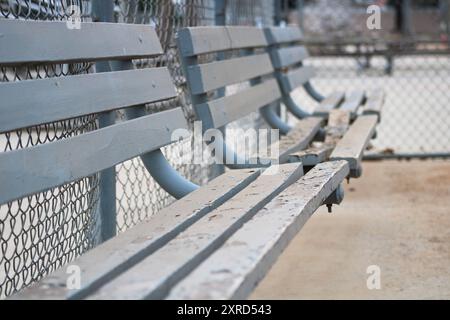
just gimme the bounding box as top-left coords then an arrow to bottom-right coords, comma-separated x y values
251,160 -> 450,299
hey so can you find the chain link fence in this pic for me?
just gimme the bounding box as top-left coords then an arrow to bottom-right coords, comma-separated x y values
293,0 -> 450,156
0,0 -> 277,299
0,0 -> 100,299
112,0 -> 217,233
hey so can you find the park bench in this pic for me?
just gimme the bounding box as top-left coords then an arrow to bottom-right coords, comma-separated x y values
1,20 -> 379,300
265,26 -> 385,119
0,20 -> 383,299
265,26 -> 384,177
177,26 -> 384,178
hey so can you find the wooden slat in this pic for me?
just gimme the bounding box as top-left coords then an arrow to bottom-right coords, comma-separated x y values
276,117 -> 324,163
0,20 -> 162,65
85,163 -> 304,300
0,68 -> 176,132
325,109 -> 351,145
198,79 -> 281,128
270,45 -> 309,69
280,66 -> 315,92
330,115 -> 378,172
14,169 -> 262,300
264,26 -> 303,45
177,26 -> 267,57
167,161 -> 349,300
287,110 -> 350,167
314,91 -> 345,116
0,108 -> 188,205
287,144 -> 334,166
186,54 -> 273,94
339,90 -> 366,117
363,90 -> 385,122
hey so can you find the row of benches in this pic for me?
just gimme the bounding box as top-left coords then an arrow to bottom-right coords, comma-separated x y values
0,19 -> 383,299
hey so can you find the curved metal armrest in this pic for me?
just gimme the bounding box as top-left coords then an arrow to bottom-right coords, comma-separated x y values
140,149 -> 199,199
260,103 -> 292,135
125,108 -> 198,199
304,81 -> 325,102
282,93 -> 314,119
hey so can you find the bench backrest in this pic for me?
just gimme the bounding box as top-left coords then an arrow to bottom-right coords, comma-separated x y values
0,19 -> 188,205
264,26 -> 316,95
177,26 -> 282,130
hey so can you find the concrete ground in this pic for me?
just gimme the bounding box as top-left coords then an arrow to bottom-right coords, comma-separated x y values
251,160 -> 450,300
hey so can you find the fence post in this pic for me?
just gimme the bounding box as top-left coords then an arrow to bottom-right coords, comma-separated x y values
91,0 -> 117,243
274,0 -> 282,25
402,0 -> 413,35
215,0 -> 226,25
439,0 -> 450,41
297,0 -> 304,29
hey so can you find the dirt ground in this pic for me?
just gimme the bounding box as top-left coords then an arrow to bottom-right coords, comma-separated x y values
251,160 -> 450,300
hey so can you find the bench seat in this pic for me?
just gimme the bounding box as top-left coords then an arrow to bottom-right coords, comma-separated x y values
15,161 -> 348,300
276,117 -> 324,163
168,161 -> 349,299
363,89 -> 385,121
283,95 -> 379,176
330,115 -> 378,177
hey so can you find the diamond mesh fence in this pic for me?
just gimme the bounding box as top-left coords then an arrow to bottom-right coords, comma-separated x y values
112,0 -> 217,233
0,0 -> 100,299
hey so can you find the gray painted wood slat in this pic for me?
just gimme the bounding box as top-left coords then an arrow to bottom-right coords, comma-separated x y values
14,169 -> 262,300
264,26 -> 303,45
276,117 -> 324,163
167,160 -> 349,300
186,54 -> 274,94
287,144 -> 334,166
330,115 -> 378,171
363,90 -> 385,122
0,68 -> 176,132
288,110 -> 351,167
199,79 -> 281,129
177,27 -> 267,57
0,20 -> 162,65
314,91 -> 345,116
85,163 -> 304,300
340,90 -> 366,117
325,109 -> 351,146
271,45 -> 309,69
0,108 -> 188,205
281,66 -> 315,92
239,117 -> 323,166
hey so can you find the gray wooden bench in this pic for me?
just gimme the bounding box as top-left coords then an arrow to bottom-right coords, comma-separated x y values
177,26 -> 384,178
265,26 -> 384,120
3,20 -> 349,300
176,26 -> 327,167
266,26 -> 384,177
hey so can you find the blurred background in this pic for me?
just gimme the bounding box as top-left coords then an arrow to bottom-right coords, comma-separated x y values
0,0 -> 449,298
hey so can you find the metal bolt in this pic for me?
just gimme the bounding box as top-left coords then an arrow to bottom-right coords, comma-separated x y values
327,204 -> 333,213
